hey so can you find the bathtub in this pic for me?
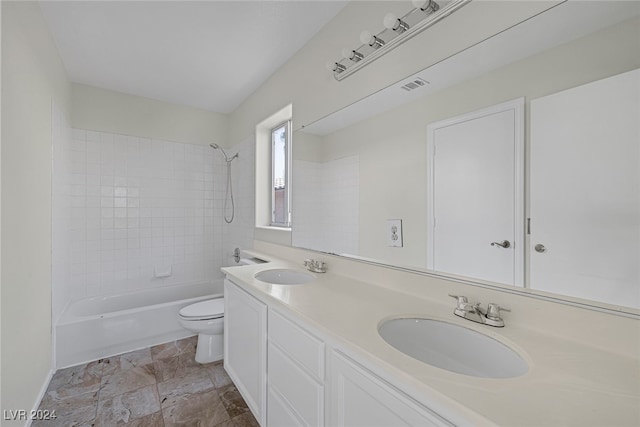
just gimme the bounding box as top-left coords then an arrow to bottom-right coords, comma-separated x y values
56,280 -> 223,368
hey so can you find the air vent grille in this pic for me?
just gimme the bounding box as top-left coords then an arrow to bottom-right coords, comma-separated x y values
401,77 -> 429,91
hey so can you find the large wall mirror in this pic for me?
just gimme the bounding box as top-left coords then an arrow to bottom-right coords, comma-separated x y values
292,2 -> 640,314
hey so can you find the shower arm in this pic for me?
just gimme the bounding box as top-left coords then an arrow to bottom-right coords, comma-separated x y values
210,143 -> 238,163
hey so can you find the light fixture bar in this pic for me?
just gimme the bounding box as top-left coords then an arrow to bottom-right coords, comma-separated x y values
332,0 -> 470,81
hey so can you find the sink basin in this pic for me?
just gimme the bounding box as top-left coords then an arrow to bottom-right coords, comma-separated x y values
378,318 -> 528,378
254,269 -> 315,285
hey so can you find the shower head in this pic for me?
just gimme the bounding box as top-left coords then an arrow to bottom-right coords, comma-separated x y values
209,143 -> 238,163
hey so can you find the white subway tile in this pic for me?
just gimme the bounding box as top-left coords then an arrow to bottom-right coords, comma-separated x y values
54,128 -> 253,302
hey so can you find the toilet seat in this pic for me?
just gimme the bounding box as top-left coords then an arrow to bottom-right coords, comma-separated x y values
179,298 -> 224,321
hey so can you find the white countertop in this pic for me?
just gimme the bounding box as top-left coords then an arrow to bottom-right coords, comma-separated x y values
222,253 -> 640,426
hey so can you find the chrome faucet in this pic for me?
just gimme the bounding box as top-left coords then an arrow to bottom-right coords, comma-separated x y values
448,295 -> 510,327
304,259 -> 326,273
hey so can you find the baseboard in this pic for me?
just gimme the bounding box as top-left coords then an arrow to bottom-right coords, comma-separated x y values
25,368 -> 55,427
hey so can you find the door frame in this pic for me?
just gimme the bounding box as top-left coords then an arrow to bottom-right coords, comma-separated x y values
426,98 -> 525,286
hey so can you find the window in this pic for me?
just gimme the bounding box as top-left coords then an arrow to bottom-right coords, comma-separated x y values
271,121 -> 291,227
255,104 -> 292,231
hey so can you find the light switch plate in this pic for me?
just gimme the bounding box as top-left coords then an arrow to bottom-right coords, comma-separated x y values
387,219 -> 403,247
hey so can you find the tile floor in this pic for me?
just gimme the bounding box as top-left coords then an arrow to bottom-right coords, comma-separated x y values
35,336 -> 259,426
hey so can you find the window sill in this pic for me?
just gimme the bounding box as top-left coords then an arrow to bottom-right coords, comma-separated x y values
256,225 -> 292,232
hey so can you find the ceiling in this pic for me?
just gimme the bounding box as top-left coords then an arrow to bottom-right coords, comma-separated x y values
40,1 -> 347,114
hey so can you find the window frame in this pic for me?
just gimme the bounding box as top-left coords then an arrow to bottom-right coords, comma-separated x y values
270,120 -> 292,227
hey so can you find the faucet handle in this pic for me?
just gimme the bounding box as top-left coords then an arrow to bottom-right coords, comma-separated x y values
448,294 -> 468,308
314,260 -> 326,272
486,303 -> 510,321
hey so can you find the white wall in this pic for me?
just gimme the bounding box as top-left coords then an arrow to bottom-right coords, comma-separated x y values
72,83 -> 229,147
1,1 -> 71,423
1,0 -> 4,411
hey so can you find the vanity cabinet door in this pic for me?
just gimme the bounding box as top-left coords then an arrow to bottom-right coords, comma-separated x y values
224,279 -> 267,426
267,309 -> 325,427
329,351 -> 452,427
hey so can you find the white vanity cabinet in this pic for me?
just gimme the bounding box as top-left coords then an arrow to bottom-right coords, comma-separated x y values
329,351 -> 452,427
224,277 -> 452,427
267,309 -> 325,427
223,279 -> 267,425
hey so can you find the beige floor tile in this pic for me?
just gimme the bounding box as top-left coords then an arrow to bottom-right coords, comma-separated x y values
31,403 -> 97,427
228,411 -> 260,427
205,362 -> 233,389
162,389 -> 230,427
217,385 -> 250,418
95,385 -> 160,426
150,336 -> 197,361
99,363 -> 156,400
47,360 -> 104,392
157,370 -> 215,409
123,411 -> 164,427
36,338 -> 250,427
154,351 -> 207,383
103,347 -> 153,376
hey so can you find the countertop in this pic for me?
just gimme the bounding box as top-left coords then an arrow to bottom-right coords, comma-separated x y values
222,253 -> 640,426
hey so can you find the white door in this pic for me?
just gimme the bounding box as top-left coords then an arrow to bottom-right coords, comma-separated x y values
427,99 -> 524,286
530,70 -> 640,308
223,279 -> 267,425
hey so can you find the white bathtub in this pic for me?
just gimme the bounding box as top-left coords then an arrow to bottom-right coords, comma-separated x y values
56,280 -> 223,368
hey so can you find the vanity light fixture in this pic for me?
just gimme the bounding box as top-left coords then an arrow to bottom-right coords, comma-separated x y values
413,0 -> 440,14
383,13 -> 409,33
359,31 -> 385,49
326,61 -> 347,74
330,0 -> 470,81
342,48 -> 364,62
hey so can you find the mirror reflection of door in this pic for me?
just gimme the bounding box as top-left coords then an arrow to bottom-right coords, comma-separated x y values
427,99 -> 524,286
530,69 -> 640,308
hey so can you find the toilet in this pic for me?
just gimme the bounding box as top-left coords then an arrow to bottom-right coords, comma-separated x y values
178,297 -> 225,363
178,256 -> 262,363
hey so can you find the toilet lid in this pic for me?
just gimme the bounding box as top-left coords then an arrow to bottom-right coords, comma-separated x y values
179,298 -> 224,319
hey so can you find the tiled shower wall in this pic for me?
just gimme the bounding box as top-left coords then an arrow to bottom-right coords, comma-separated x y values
221,137 -> 255,266
52,103 -> 74,322
52,126 -> 254,322
293,156 -> 359,255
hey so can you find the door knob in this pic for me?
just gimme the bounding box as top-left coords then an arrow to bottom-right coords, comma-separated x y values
491,240 -> 511,248
534,243 -> 546,253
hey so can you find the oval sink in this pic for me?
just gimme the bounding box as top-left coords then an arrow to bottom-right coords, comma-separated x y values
378,318 -> 528,378
254,269 -> 315,285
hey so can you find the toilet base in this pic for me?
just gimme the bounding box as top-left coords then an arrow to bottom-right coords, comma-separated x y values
195,333 -> 224,364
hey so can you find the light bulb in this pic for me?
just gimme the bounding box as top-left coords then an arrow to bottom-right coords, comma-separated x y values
360,30 -> 384,49
359,30 -> 374,46
383,13 -> 398,30
383,12 -> 408,33
412,0 -> 439,13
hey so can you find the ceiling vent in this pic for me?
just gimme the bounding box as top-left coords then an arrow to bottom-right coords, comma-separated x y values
401,77 -> 429,91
